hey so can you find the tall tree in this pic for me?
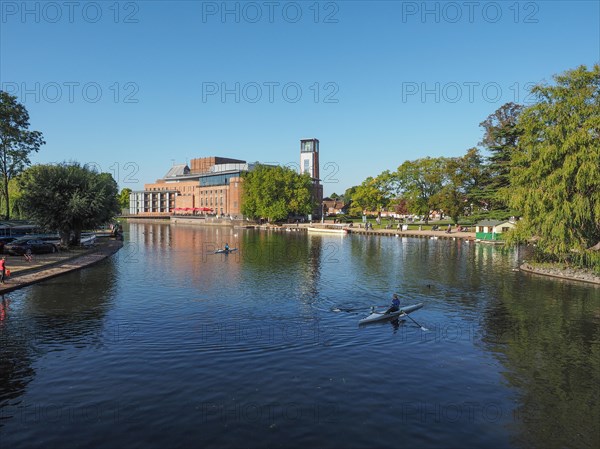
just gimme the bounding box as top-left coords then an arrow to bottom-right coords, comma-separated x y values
396,157 -> 446,222
241,164 -> 314,222
479,102 -> 523,211
348,173 -> 395,216
118,187 -> 132,209
0,91 -> 45,219
505,64 -> 600,259
433,148 -> 487,224
19,162 -> 120,245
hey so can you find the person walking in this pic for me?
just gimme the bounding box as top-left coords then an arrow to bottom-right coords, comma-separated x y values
0,257 -> 7,284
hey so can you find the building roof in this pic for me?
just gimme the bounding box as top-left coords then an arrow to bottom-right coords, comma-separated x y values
474,219 -> 514,226
164,164 -> 190,178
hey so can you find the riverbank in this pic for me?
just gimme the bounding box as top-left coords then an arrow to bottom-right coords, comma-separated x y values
0,238 -> 123,294
520,262 -> 600,285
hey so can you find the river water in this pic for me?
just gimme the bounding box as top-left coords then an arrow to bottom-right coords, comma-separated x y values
1,222 -> 598,449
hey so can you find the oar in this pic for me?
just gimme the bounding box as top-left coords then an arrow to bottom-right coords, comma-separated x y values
332,305 -> 387,312
399,310 -> 428,331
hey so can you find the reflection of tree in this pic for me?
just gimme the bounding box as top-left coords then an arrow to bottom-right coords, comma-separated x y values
0,296 -> 35,407
481,281 -> 600,449
0,260 -> 117,415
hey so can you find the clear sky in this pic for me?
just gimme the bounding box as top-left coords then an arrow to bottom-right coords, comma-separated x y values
1,1 -> 598,196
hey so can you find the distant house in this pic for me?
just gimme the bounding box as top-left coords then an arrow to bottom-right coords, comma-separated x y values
474,220 -> 516,241
323,198 -> 348,215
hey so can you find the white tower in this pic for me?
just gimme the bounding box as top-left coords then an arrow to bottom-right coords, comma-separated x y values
300,138 -> 319,179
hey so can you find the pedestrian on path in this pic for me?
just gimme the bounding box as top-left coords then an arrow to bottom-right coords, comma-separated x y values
0,256 -> 7,284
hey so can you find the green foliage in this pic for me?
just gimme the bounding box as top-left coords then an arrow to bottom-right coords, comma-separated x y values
479,102 -> 523,211
241,164 -> 315,222
349,175 -> 390,216
0,91 -> 45,219
433,148 -> 487,224
504,64 -> 600,265
19,162 -> 120,245
396,157 -> 447,222
118,187 -> 132,209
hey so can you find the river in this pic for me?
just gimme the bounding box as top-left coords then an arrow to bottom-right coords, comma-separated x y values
1,222 -> 598,448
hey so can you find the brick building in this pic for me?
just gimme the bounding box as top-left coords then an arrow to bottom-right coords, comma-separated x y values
130,140 -> 323,218
129,157 -> 250,217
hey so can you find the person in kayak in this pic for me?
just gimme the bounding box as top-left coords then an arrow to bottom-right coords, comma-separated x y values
224,243 -> 230,251
385,294 -> 400,314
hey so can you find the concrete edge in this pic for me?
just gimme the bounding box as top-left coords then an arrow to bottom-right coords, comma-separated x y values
1,240 -> 124,294
519,262 -> 600,285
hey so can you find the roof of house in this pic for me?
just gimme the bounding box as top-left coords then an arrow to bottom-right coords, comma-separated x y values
323,198 -> 346,209
474,219 -> 513,227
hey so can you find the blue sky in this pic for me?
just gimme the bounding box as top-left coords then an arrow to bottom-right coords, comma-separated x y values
1,1 -> 598,195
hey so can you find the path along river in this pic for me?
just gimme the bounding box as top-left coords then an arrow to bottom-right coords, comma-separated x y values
1,222 -> 598,449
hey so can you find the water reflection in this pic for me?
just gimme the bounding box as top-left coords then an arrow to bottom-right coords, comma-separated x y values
0,223 -> 598,449
480,277 -> 600,449
0,260 -> 117,414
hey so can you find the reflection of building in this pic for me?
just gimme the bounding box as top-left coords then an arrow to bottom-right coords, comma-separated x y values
300,138 -> 323,218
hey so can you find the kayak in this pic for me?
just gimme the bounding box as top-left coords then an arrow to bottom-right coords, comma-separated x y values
215,248 -> 238,254
359,303 -> 424,325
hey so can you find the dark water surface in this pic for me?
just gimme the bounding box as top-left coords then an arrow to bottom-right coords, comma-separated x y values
1,222 -> 599,449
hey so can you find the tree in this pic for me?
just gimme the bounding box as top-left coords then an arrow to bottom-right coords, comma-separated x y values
479,102 -> 523,211
505,64 -> 600,261
349,175 -> 392,216
432,149 -> 486,224
118,187 -> 132,210
396,157 -> 446,222
241,164 -> 314,222
0,91 -> 45,219
19,162 -> 120,246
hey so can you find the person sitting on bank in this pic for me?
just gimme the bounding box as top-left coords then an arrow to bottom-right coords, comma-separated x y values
385,294 -> 400,314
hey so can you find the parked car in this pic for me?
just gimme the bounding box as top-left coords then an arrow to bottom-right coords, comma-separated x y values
5,238 -> 59,255
0,237 -> 17,254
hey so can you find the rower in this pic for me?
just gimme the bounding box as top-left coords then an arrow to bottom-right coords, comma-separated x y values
224,243 -> 230,251
385,294 -> 400,314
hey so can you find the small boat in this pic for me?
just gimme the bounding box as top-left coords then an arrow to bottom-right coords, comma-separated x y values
214,248 -> 238,254
306,226 -> 348,235
80,233 -> 97,246
359,303 -> 424,325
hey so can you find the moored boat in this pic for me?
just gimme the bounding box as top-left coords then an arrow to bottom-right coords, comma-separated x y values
306,226 -> 348,235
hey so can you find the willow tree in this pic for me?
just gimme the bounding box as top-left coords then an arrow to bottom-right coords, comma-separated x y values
0,91 -> 45,219
505,65 -> 600,261
19,162 -> 120,245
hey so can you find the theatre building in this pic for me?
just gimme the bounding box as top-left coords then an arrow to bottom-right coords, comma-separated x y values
129,157 -> 251,217
129,139 -> 324,218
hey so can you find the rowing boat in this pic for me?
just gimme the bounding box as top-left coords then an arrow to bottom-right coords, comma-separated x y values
358,303 -> 423,325
214,248 -> 238,254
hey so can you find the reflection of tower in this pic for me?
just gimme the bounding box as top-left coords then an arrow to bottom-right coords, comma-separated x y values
300,138 -> 323,217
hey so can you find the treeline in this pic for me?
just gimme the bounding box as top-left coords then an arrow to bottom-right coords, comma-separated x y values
1,90 -> 128,246
340,65 -> 600,270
